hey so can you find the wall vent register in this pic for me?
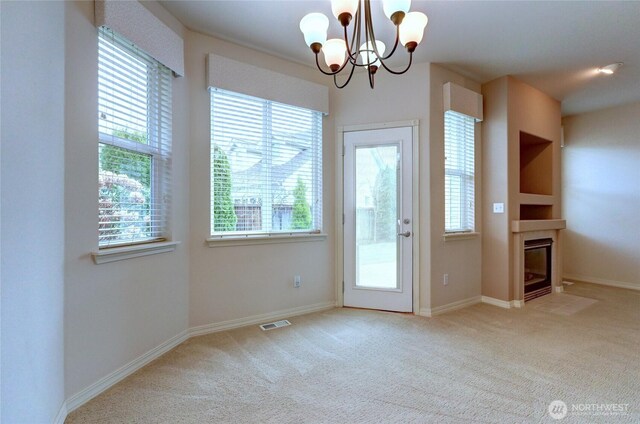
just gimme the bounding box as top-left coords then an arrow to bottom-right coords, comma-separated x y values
259,320 -> 292,331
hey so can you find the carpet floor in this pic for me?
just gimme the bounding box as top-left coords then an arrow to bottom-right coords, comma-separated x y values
66,283 -> 639,423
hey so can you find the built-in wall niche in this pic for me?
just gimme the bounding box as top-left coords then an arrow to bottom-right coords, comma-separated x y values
520,204 -> 553,220
520,131 -> 553,195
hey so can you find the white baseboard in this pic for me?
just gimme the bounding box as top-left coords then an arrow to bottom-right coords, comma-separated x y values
419,296 -> 481,317
53,402 -> 67,424
65,329 -> 189,414
188,301 -> 335,337
563,274 -> 639,291
481,296 -> 523,309
64,301 -> 335,417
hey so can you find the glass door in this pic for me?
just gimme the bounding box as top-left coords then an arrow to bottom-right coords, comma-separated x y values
343,126 -> 413,312
354,144 -> 400,290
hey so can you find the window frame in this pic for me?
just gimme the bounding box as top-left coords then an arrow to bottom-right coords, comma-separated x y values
444,110 -> 476,234
208,88 -> 323,239
97,27 -> 172,249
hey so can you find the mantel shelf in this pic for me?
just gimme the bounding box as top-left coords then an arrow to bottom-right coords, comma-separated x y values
519,193 -> 555,205
512,219 -> 566,233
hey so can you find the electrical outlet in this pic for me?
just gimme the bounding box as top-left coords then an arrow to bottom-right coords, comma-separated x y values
294,275 -> 301,288
443,274 -> 449,285
493,202 -> 505,214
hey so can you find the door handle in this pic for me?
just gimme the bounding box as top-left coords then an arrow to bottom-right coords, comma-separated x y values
397,231 -> 411,238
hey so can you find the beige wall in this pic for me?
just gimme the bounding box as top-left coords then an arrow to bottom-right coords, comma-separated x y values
330,63 -> 483,311
509,77 -> 562,219
1,1 -> 66,421
481,76 -> 561,301
6,1 -> 579,417
429,64 -> 482,307
481,78 -> 510,300
330,63 -> 432,310
562,102 -> 640,288
186,31 -> 336,327
64,0 -> 190,397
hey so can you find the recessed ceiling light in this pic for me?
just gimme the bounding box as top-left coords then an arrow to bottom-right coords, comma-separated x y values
597,62 -> 623,75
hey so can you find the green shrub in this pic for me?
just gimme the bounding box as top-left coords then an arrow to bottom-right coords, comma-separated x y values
212,145 -> 237,231
373,166 -> 396,241
291,178 -> 312,230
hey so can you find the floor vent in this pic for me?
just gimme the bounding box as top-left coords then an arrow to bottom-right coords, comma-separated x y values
259,320 -> 291,331
525,285 -> 552,302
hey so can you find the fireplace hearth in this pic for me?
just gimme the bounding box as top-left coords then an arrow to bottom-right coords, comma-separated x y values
524,238 -> 552,301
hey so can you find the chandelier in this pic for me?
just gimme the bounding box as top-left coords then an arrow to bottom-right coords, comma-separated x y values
299,0 -> 428,89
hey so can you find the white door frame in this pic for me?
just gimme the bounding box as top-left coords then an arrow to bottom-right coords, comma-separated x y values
335,120 -> 420,314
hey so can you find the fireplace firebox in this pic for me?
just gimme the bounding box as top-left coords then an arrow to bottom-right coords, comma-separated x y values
524,238 -> 552,301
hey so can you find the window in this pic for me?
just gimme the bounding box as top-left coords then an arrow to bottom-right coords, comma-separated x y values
444,110 -> 475,233
210,88 -> 322,236
98,27 -> 172,247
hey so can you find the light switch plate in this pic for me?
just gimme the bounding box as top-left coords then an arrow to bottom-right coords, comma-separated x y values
493,203 -> 505,214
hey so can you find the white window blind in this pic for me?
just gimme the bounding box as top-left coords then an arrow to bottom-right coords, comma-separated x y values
210,88 -> 323,236
98,27 -> 172,247
445,110 -> 475,233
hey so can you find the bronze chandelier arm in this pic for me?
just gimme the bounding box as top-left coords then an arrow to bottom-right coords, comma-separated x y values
343,7 -> 377,69
334,60 -> 358,89
364,0 -> 401,61
344,2 -> 363,65
377,27 -> 401,61
378,52 -> 413,75
314,52 -> 352,76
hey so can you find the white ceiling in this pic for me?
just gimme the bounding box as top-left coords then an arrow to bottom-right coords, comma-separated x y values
160,0 -> 640,116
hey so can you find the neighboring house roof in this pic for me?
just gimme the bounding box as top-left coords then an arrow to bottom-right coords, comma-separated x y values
223,138 -> 312,203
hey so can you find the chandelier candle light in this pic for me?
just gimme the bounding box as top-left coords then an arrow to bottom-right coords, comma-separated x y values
299,0 -> 428,88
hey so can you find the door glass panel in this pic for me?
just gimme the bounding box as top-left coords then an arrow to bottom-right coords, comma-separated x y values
355,145 -> 399,289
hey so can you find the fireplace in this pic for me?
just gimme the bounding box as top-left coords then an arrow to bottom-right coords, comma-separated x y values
524,238 -> 552,301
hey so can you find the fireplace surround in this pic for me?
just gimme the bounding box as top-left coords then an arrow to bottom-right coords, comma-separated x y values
512,219 -> 566,305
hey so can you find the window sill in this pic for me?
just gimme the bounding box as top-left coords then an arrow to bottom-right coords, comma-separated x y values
92,241 -> 180,264
443,232 -> 480,241
206,233 -> 327,248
